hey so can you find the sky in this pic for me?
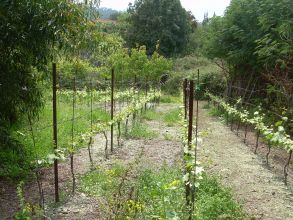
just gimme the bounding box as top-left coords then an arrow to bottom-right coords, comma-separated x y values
99,0 -> 231,21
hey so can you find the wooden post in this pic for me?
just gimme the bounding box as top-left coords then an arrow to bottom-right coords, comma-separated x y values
52,63 -> 59,203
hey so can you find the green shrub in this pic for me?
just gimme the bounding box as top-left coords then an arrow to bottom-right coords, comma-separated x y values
167,56 -> 227,97
58,59 -> 100,88
0,126 -> 31,178
161,72 -> 184,95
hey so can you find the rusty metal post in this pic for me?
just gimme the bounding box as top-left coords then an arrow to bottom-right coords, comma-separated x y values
52,63 -> 59,203
255,130 -> 260,153
192,70 -> 200,210
104,78 -> 107,112
88,80 -> 93,165
230,118 -> 233,131
284,150 -> 292,185
195,70 -> 199,148
71,77 -> 76,194
145,79 -> 148,111
187,80 -> 194,220
244,123 -> 248,143
111,68 -> 114,152
183,79 -> 188,120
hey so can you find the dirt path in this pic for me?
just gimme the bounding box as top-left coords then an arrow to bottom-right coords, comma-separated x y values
197,101 -> 293,220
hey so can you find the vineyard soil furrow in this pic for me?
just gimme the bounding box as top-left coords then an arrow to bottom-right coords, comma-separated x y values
198,101 -> 293,220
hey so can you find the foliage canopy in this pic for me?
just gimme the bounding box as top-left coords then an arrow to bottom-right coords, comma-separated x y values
125,0 -> 192,57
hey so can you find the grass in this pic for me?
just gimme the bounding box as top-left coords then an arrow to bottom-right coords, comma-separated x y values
163,108 -> 181,126
135,165 -> 186,219
125,122 -> 158,139
141,109 -> 160,121
1,96 -> 110,178
208,107 -> 224,117
160,94 -> 181,103
203,102 -> 211,109
80,163 -> 127,198
196,174 -> 246,219
79,163 -> 246,220
80,163 -> 129,217
135,167 -> 245,219
163,133 -> 174,141
174,56 -> 220,75
207,106 -> 230,125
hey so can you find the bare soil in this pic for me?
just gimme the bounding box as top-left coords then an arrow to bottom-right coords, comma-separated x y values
198,101 -> 293,220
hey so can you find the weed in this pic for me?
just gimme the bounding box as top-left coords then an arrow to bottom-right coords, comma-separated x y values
160,95 -> 181,103
208,107 -> 224,117
135,168 -> 246,220
196,174 -> 246,220
163,108 -> 181,126
203,103 -> 211,109
163,133 -> 174,141
80,163 -> 246,220
134,165 -> 186,219
80,163 -> 128,218
80,164 -> 126,198
15,181 -> 41,219
125,122 -> 158,139
141,110 -> 159,121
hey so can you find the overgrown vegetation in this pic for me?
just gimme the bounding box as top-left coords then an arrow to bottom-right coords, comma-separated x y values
2,0 -> 292,219
159,95 -> 181,103
125,0 -> 196,56
162,56 -> 226,96
0,93 -> 110,178
141,110 -> 160,121
195,0 -> 293,132
125,122 -> 158,139
163,108 -> 181,126
196,174 -> 245,219
80,164 -> 246,219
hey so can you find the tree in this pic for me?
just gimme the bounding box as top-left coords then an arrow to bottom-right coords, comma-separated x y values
197,0 -> 293,123
125,0 -> 191,57
0,0 -> 84,125
202,12 -> 209,25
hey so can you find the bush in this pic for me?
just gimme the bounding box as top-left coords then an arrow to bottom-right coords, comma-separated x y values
167,56 -> 226,98
197,71 -> 226,100
0,126 -> 31,178
161,72 -> 184,95
58,59 -> 101,89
